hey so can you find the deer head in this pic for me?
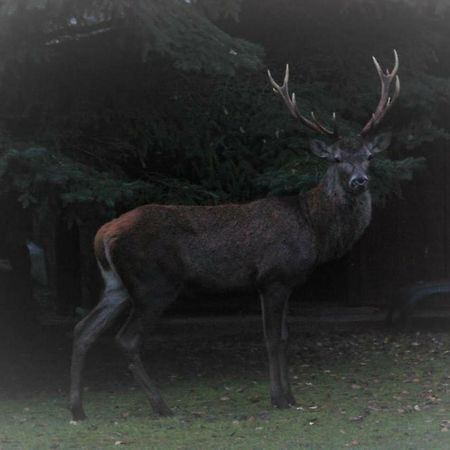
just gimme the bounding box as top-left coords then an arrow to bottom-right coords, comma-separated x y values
268,50 -> 400,194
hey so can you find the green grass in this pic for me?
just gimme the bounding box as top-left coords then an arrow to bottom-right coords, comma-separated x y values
2,320 -> 450,449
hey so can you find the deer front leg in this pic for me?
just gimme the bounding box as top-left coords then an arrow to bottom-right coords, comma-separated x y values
260,283 -> 295,409
278,299 -> 296,405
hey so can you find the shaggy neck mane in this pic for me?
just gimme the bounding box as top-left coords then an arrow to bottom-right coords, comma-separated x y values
301,165 -> 372,263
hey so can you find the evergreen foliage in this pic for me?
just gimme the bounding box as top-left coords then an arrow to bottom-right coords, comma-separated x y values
0,147 -> 217,222
0,0 -> 449,223
0,0 -> 262,74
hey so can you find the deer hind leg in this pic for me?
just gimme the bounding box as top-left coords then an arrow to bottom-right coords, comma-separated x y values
260,283 -> 295,409
69,271 -> 129,421
115,308 -> 173,416
115,283 -> 178,417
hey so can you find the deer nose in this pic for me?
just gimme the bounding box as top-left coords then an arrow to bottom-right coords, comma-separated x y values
350,176 -> 368,188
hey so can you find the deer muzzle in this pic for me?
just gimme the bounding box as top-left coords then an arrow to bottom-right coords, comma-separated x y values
349,175 -> 369,192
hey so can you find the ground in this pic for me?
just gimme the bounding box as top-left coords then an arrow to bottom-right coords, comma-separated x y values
2,311 -> 450,449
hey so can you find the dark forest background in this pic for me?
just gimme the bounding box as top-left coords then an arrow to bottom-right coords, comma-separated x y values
1,0 -> 450,334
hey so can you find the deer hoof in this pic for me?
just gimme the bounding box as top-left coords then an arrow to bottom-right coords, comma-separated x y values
271,396 -> 290,409
157,408 -> 173,417
285,393 -> 297,406
154,402 -> 173,417
70,406 -> 87,421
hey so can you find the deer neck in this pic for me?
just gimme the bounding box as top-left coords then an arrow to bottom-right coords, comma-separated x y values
302,165 -> 372,263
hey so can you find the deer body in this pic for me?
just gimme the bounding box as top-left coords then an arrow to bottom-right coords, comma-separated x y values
70,164 -> 374,420
98,199 -> 314,294
70,51 -> 399,420
97,167 -> 370,297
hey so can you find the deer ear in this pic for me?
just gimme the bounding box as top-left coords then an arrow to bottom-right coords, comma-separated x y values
368,132 -> 392,154
309,139 -> 333,160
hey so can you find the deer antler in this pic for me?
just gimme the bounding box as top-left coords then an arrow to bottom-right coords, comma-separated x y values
268,64 -> 339,138
360,49 -> 400,136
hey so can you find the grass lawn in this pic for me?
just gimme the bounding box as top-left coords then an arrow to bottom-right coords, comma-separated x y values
2,316 -> 450,449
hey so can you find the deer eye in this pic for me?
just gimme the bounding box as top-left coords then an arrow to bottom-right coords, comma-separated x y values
367,153 -> 374,161
334,156 -> 342,163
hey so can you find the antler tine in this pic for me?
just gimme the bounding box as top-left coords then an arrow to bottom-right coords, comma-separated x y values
267,64 -> 298,120
332,112 -> 338,136
310,111 -> 337,136
361,49 -> 401,135
268,64 -> 338,138
391,48 -> 399,78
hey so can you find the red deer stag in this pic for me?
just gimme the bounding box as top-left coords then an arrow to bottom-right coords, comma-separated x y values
70,51 -> 400,420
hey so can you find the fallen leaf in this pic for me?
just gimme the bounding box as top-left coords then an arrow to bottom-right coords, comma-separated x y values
349,415 -> 364,422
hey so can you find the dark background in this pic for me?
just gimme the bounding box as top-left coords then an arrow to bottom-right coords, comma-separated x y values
0,0 -> 449,333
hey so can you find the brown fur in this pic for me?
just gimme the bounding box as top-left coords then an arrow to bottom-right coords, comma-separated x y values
96,164 -> 371,299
